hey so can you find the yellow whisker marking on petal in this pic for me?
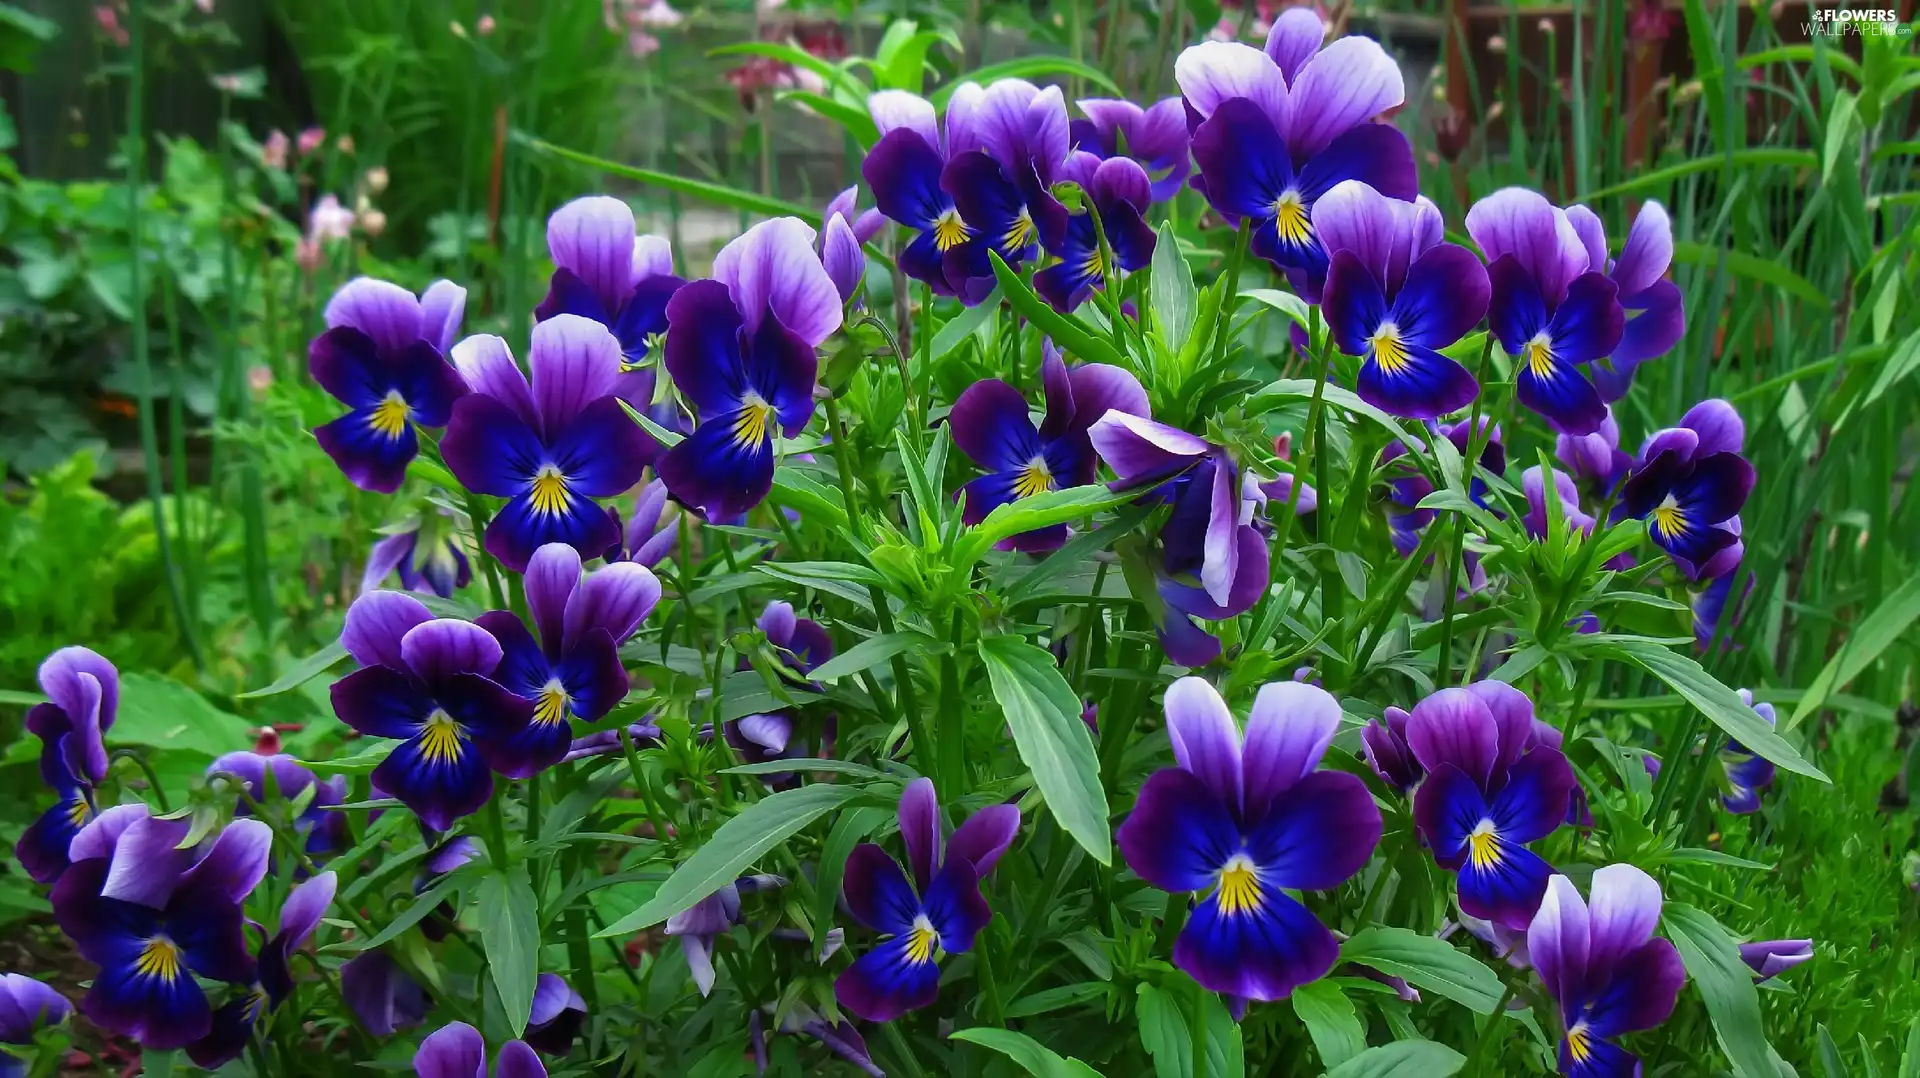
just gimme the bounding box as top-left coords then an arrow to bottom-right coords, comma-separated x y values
904,915 -> 941,965
1371,322 -> 1411,375
730,396 -> 778,450
1652,494 -> 1687,539
932,209 -> 971,252
534,679 -> 572,727
1271,191 -> 1312,247
1004,209 -> 1037,251
1466,819 -> 1503,870
369,391 -> 412,440
66,796 -> 93,829
418,709 -> 468,765
135,936 -> 185,982
1013,456 -> 1054,500
1566,1023 -> 1594,1063
529,465 -> 571,517
1524,335 -> 1558,379
1215,854 -> 1264,916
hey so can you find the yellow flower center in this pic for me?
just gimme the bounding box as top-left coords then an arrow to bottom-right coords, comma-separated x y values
135,935 -> 185,982
1003,209 -> 1037,251
529,465 -> 571,517
1371,322 -> 1411,375
1651,494 -> 1687,539
730,396 -> 778,450
1215,854 -> 1264,916
1566,1022 -> 1594,1063
932,209 -> 971,252
534,678 -> 572,727
1013,456 -> 1054,500
418,709 -> 468,765
1525,334 -> 1557,379
904,915 -> 941,966
1271,191 -> 1312,247
1467,819 -> 1503,869
369,391 -> 411,440
66,795 -> 93,829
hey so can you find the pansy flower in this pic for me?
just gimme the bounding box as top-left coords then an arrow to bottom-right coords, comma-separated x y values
534,195 -> 685,374
1117,678 -> 1382,999
1740,939 -> 1812,982
17,646 -> 119,884
1071,97 -> 1191,201
1621,398 -> 1751,580
665,874 -> 786,996
1176,10 -> 1416,299
1555,406 -> 1631,498
1465,188 -> 1625,435
414,1022 -> 547,1078
186,871 -> 337,1069
340,951 -> 427,1037
475,542 -> 660,776
310,277 -> 469,493
206,751 -> 349,857
725,601 -> 835,773
603,477 -> 680,568
363,513 -> 472,599
1720,689 -> 1779,814
1088,412 -> 1272,667
862,86 -> 994,299
51,808 -> 269,1050
442,316 -> 659,571
952,350 -> 1148,551
1564,201 -> 1683,401
1407,681 -> 1577,929
835,778 -> 1019,1022
1317,180 -> 1487,418
657,218 -> 843,520
328,591 -> 536,830
524,975 -> 588,1056
1360,705 -> 1421,794
1033,152 -> 1158,312
0,973 -> 70,1060
1528,865 -> 1686,1077
939,79 -> 1072,296
1378,418 -> 1504,554
1522,465 -> 1597,541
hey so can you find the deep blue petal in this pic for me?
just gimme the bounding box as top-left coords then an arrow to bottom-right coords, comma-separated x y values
18,791 -> 90,883
382,341 -> 469,428
534,267 -> 614,328
862,128 -> 951,231
1115,767 -> 1241,894
1244,771 -> 1381,892
372,725 -> 496,833
440,394 -> 548,498
1321,250 -> 1388,358
1034,239 -> 1101,313
740,314 -> 820,436
1456,835 -> 1552,930
1673,453 -> 1755,527
900,229 -> 957,295
1562,1031 -> 1641,1078
658,405 -> 778,520
943,151 -> 1039,264
1516,349 -> 1607,436
833,933 -> 942,1023
86,956 -> 212,1050
1392,244 -> 1490,350
1357,342 -> 1480,421
842,845 -> 921,935
487,487 -> 621,575
475,610 -> 554,691
1485,254 -> 1551,355
329,666 -> 437,742
435,672 -> 537,744
556,629 -> 629,723
611,274 -> 685,364
186,988 -> 268,1070
314,407 -> 418,495
919,856 -> 990,953
1489,747 -> 1576,845
1411,763 -> 1489,869
546,396 -> 658,498
1295,123 -> 1418,203
308,326 -> 390,409
1546,272 -> 1625,364
1188,98 -> 1294,224
1175,889 -> 1338,1001
167,895 -> 257,986
662,280 -> 751,419
1579,938 -> 1685,1037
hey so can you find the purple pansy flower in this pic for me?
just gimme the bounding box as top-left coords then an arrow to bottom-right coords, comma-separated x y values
938,80 -> 1072,301
328,591 -> 537,830
1564,201 -> 1684,401
756,1002 -> 885,1077
657,218 -> 843,520
474,543 -> 659,776
863,86 -> 996,299
604,477 -> 680,568
835,778 -> 1019,1022
1528,865 -> 1686,1077
1378,418 -> 1504,556
207,751 -> 349,857
442,318 -> 659,572
1088,412 -> 1273,667
1176,10 -> 1415,299
363,514 -> 472,599
524,974 -> 587,1055
1523,465 -> 1597,540
310,277 -> 469,493
1720,689 -> 1778,814
725,601 -> 834,772
1407,681 -> 1577,930
665,874 -> 786,996
1071,96 -> 1192,201
1621,398 -> 1751,580
824,185 -> 886,247
1740,939 -> 1812,981
1117,678 -> 1382,1000
1361,705 -> 1420,794
951,350 -> 1148,551
51,808 -> 269,1050
340,950 -> 427,1037
534,195 -> 685,373
820,211 -> 866,304
414,1022 -> 546,1078
1033,151 -> 1158,312
0,973 -> 71,1051
1555,406 -> 1631,497
1317,180 -> 1487,418
1465,188 -> 1625,436
16,646 -> 119,884
186,871 -> 337,1069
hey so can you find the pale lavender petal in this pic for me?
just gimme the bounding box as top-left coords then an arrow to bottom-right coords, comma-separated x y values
528,974 -> 578,1028
1463,679 -> 1538,776
1638,426 -> 1700,466
495,1041 -> 548,1078
945,82 -> 988,157
565,562 -> 660,649
1586,863 -> 1663,974
947,804 -> 1020,877
683,934 -> 717,996
529,314 -> 624,437
1200,455 -> 1238,607
177,819 -> 272,904
824,185 -> 860,226
634,235 -> 675,281
362,533 -> 414,595
279,870 -> 337,949
1285,35 -> 1404,159
898,777 -> 941,892
400,619 -> 504,681
1680,398 -> 1744,457
419,281 -> 468,353
1164,676 -> 1244,809
101,811 -> 196,907
971,79 -> 1043,167
1088,412 -> 1211,487
1240,681 -> 1341,818
868,90 -> 939,149
1527,873 -> 1590,1006
737,714 -> 792,753
547,195 -> 638,309
1174,41 -> 1287,129
1067,363 -> 1149,429
1024,85 -> 1071,178
450,334 -> 538,427
714,218 -> 843,349
1465,188 -> 1588,306
325,277 -> 425,355
1563,205 -> 1609,276
524,543 -> 582,654
758,601 -> 798,648
1263,7 -> 1325,81
821,214 -> 865,303
1612,201 -> 1674,297
342,591 -> 435,670
414,1021 -> 487,1078
68,804 -> 151,863
1311,179 -> 1400,288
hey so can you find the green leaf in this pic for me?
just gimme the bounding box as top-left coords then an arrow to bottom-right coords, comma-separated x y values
1291,982 -> 1367,1070
1669,240 -> 1827,309
0,688 -> 46,706
774,91 -> 879,145
1135,984 -> 1188,1078
1005,981 -> 1111,1018
478,866 -> 541,1036
303,740 -> 395,775
931,287 -> 1003,360
977,635 -> 1111,864
807,632 -> 939,683
1788,570 -> 1920,731
239,641 -> 348,699
1152,224 -> 1198,355
350,875 -> 463,951
988,250 -> 1125,368
1245,379 -> 1416,445
1338,928 -> 1507,1014
720,758 -> 886,779
598,783 -> 867,934
957,484 -> 1134,566
1322,1041 -> 1465,1078
931,58 -> 1120,105
516,135 -> 817,222
1902,1018 -> 1920,1078
1664,903 -> 1778,1078
1605,639 -> 1827,780
1578,148 -> 1816,201
948,1028 -> 1105,1077
1238,288 -> 1311,328
140,1051 -> 177,1078
1818,1025 -> 1850,1078
112,673 -> 251,759
813,805 -> 889,955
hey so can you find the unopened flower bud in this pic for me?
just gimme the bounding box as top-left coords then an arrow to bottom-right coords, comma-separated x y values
477,13 -> 496,34
1486,33 -> 1507,53
366,166 -> 389,194
450,19 -> 468,37
359,208 -> 388,237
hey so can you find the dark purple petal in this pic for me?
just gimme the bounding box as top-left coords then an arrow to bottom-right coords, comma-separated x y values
1490,748 -> 1577,847
949,379 -> 1042,472
330,665 -> 435,741
657,406 -> 776,520
1464,680 -> 1537,776
1393,244 -> 1490,349
524,974 -> 586,1056
1295,123 -> 1419,205
1188,97 -> 1293,226
1322,248 -> 1390,358
1484,254 -> 1551,355
450,334 -> 539,427
486,486 -> 622,576
374,716 -> 498,833
17,794 -> 91,884
1247,770 -> 1380,891
401,619 -> 503,682
943,151 -> 1040,264
822,213 -> 865,302
1358,342 -> 1479,420
1157,612 -> 1223,668
1360,716 -> 1421,793
38,647 -> 116,783
897,778 -> 941,894
862,128 -> 952,232
1739,939 -> 1812,981
496,1040 -> 549,1078
1175,889 -> 1338,1001
1406,688 -> 1499,788
315,406 -> 419,494
663,280 -> 750,417
99,812 -> 196,909
1681,398 -> 1744,457
1240,681 -> 1343,817
841,845 -> 919,935
1456,834 -> 1554,931
833,933 -> 942,1023
947,804 -> 1020,878
919,855 -> 991,952
1583,863 -> 1665,985
1530,874 -> 1591,1009
1611,278 -> 1684,367
325,277 -> 424,355
784,618 -> 834,672
712,217 -> 843,350
523,543 -> 581,657
564,561 -> 660,651
1547,273 -> 1625,364
415,1021 -> 487,1078
549,395 -> 658,498
340,951 -> 426,1037
175,820 -> 271,907
1583,937 -> 1685,1039
1412,762 -> 1490,871
1116,767 -> 1240,893
441,393 -> 547,499
1516,347 -> 1608,437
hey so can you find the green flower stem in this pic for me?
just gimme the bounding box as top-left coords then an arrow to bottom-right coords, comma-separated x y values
620,726 -> 674,850
1207,220 -> 1253,373
461,488 -> 509,612
937,607 -> 968,796
484,789 -> 510,869
111,749 -> 172,813
1462,982 -> 1518,1072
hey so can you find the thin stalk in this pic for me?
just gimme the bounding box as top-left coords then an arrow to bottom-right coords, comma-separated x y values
937,608 -> 967,796
158,273 -> 198,626
111,749 -> 172,813
216,97 -> 274,655
1207,220 -> 1252,374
